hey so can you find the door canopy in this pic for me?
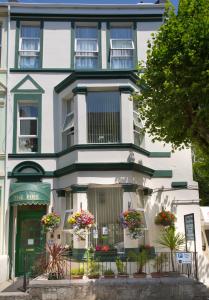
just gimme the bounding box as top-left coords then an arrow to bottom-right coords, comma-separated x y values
9,182 -> 51,206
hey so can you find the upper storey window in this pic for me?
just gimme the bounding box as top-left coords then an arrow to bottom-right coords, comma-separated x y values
19,25 -> 40,69
110,26 -> 134,69
75,26 -> 98,69
0,24 -> 2,67
87,91 -> 120,143
62,99 -> 74,149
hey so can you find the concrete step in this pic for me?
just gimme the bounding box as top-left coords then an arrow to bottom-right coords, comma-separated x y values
0,292 -> 29,300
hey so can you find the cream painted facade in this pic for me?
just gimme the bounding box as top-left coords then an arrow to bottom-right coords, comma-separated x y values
0,0 -> 207,284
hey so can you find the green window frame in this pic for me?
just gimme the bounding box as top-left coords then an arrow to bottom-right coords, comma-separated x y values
13,94 -> 42,153
71,22 -> 101,70
107,22 -> 137,70
15,20 -> 43,69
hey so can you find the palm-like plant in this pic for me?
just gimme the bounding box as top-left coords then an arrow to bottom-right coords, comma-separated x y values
156,227 -> 185,272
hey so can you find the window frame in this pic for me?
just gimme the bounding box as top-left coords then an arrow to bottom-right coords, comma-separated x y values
13,94 -> 42,154
17,102 -> 39,153
74,25 -> 99,70
62,99 -> 74,150
109,24 -> 135,70
15,21 -> 43,70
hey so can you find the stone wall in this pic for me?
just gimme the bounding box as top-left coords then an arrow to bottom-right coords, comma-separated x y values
27,277 -> 209,300
0,278 -> 208,300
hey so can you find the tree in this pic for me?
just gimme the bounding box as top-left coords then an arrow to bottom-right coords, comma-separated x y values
134,0 -> 209,155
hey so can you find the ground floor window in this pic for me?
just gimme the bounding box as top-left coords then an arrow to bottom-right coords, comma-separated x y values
88,186 -> 123,249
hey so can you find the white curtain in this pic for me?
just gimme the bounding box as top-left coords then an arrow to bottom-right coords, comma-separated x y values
110,27 -> 132,39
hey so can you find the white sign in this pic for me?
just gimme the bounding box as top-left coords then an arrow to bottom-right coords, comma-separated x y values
28,239 -> 34,245
176,252 -> 192,264
93,229 -> 98,239
102,226 -> 108,235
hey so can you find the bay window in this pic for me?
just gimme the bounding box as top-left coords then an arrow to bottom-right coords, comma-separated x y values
110,26 -> 134,69
18,102 -> 38,152
19,25 -> 40,69
133,102 -> 144,147
88,187 -> 123,248
62,99 -> 74,149
87,91 -> 120,143
75,26 -> 98,69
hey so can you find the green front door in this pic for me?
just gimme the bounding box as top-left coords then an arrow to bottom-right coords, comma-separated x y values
15,206 -> 46,276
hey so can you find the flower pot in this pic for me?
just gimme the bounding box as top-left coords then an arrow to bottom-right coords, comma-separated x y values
71,275 -> 83,280
117,273 -> 129,278
48,272 -> 64,280
133,272 -> 147,278
150,272 -> 169,278
88,274 -> 100,279
103,275 -> 115,279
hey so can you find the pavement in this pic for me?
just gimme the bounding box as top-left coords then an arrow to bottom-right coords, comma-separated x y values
0,278 -> 25,293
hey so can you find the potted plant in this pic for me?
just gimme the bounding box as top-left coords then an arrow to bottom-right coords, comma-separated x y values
115,257 -> 128,277
41,212 -> 61,232
68,210 -> 95,240
156,227 -> 185,275
119,209 -> 144,239
46,243 -> 67,280
70,267 -> 84,279
128,249 -> 149,278
87,257 -> 100,279
151,253 -> 168,278
103,269 -> 115,279
155,210 -> 176,227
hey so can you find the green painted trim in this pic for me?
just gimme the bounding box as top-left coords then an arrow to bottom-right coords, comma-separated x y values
149,152 -> 171,157
153,170 -> 172,178
133,21 -> 138,69
9,143 -> 171,158
72,248 -> 86,260
171,181 -> 188,188
71,21 -> 74,69
71,184 -> 88,193
10,68 -> 73,73
119,86 -> 134,94
11,14 -> 163,22
54,162 -> 154,177
143,187 -> 153,196
8,206 -> 14,279
72,87 -> 87,95
11,75 -> 45,94
55,70 -> 139,93
13,93 -> 42,153
122,184 -> 138,192
98,22 -> 102,70
14,21 -> 20,69
106,22 -> 110,69
40,20 -> 44,69
56,190 -> 66,197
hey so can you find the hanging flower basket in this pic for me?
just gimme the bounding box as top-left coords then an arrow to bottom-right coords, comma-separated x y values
155,210 -> 176,227
68,210 -> 95,240
119,209 -> 144,239
41,212 -> 61,232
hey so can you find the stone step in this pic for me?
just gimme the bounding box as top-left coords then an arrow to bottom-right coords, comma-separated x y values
0,292 -> 29,300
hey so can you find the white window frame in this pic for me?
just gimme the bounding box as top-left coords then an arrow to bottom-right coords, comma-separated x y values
17,102 -> 38,153
74,26 -> 98,68
133,106 -> 144,147
110,39 -> 134,50
19,24 -> 40,67
62,99 -> 74,149
62,209 -> 74,232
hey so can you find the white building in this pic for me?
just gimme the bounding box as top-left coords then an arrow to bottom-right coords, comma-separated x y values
0,0 -> 207,282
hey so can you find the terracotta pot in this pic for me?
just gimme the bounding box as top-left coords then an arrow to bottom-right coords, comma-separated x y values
71,275 -> 83,279
150,272 -> 169,278
133,272 -> 147,278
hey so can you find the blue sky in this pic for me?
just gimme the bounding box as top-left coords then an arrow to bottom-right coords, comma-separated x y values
0,0 -> 179,9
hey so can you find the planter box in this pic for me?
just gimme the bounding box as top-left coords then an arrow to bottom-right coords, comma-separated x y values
71,275 -> 83,280
117,274 -> 129,278
88,275 -> 100,279
103,275 -> 115,279
133,273 -> 147,278
151,272 -> 169,278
